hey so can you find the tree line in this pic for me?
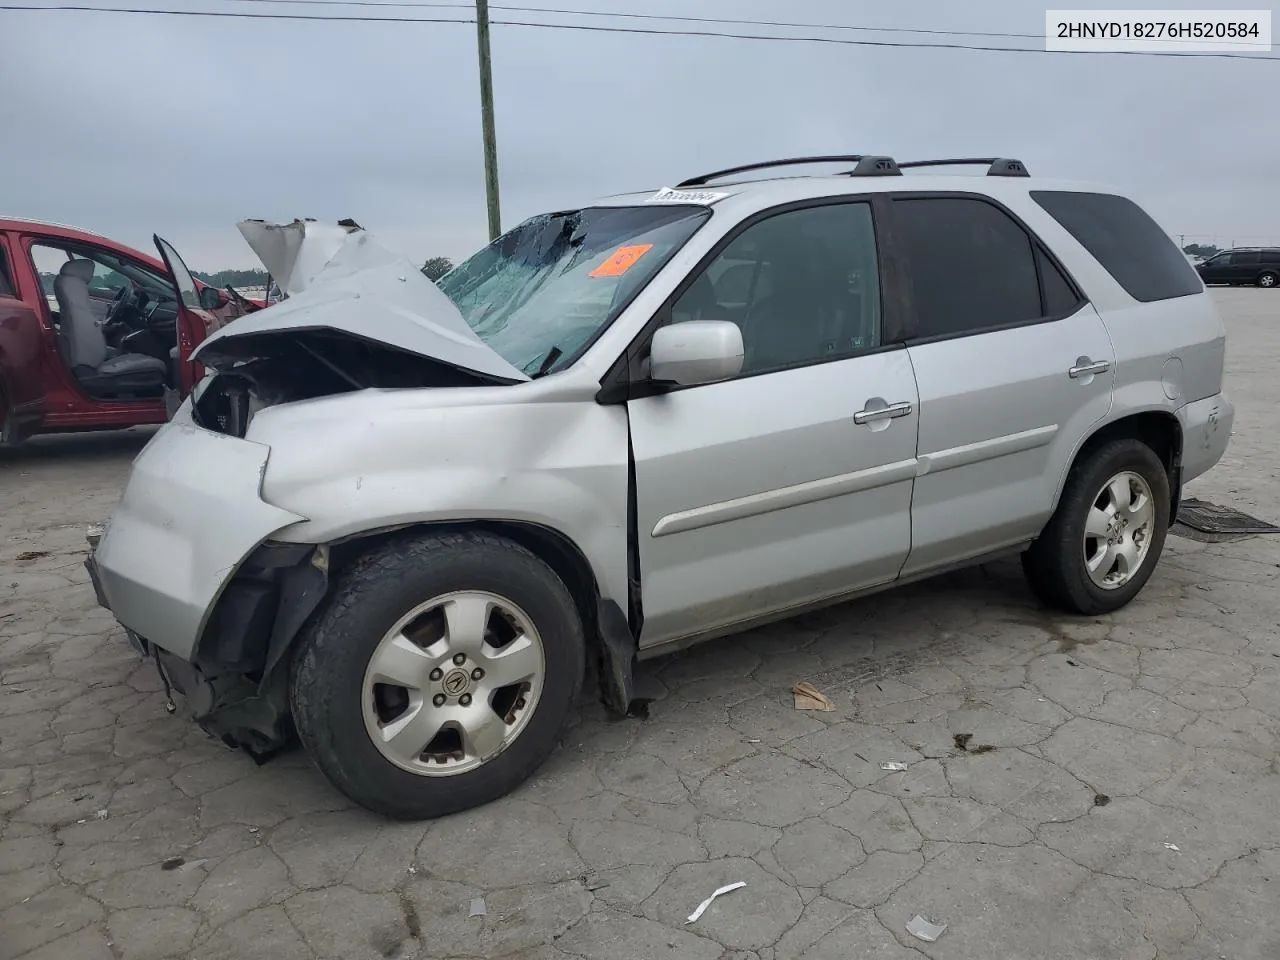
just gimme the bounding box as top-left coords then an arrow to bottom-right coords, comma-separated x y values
188,259 -> 456,287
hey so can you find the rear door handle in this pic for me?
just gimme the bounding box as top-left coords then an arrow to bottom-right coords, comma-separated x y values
854,400 -> 914,424
1069,359 -> 1110,379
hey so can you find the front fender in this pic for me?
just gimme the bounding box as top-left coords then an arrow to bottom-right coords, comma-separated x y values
251,395 -> 632,607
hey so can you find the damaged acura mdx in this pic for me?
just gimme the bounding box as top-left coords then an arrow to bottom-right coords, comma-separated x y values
86,156 -> 1233,819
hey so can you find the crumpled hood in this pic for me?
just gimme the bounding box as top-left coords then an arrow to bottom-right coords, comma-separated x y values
192,221 -> 529,383
237,218 -> 362,296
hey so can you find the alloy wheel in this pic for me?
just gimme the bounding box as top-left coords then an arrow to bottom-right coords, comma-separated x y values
361,591 -> 545,776
1082,470 -> 1156,590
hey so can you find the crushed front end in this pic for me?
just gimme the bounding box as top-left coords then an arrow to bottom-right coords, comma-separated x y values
84,401 -> 317,757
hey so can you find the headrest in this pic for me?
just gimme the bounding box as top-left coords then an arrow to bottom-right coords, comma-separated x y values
59,258 -> 95,283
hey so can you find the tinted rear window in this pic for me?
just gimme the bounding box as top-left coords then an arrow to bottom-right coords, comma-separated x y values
894,197 -> 1044,337
1030,191 -> 1202,302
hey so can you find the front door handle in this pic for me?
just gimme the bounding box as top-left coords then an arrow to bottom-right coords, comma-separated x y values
854,400 -> 914,424
1069,358 -> 1111,379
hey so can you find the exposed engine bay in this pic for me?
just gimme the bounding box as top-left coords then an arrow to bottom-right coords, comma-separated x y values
191,330 -> 495,437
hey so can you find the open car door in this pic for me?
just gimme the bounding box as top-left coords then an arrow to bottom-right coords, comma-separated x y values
153,235 -> 226,400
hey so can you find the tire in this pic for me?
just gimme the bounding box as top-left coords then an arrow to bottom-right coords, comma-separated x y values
1258,272 -> 1278,289
1021,438 -> 1170,616
291,530 -> 585,819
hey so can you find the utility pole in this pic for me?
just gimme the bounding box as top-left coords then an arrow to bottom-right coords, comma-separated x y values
475,0 -> 502,241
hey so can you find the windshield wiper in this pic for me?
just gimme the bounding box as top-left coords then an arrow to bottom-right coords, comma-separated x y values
533,346 -> 562,378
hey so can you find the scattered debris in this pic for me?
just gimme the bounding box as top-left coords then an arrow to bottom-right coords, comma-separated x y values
686,881 -> 746,924
248,826 -> 261,834
1163,842 -> 1181,852
907,914 -> 948,942
407,865 -> 418,876
583,876 -> 611,892
742,738 -> 761,744
1066,660 -> 1080,667
853,752 -> 869,764
879,761 -> 909,772
468,898 -> 487,918
969,744 -> 997,755
953,733 -> 973,751
95,809 -> 108,820
1175,498 -> 1280,538
161,857 -> 185,871
626,698 -> 652,720
15,550 -> 49,561
792,682 -> 835,712
72,793 -> 90,802
1094,794 -> 1111,807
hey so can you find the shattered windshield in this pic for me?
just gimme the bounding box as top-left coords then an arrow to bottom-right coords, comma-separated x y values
437,205 -> 711,376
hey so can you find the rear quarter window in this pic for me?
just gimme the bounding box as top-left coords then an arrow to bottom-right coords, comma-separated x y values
1030,191 -> 1202,303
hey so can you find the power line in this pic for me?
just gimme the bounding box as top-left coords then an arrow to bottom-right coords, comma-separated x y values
229,0 -> 1048,42
3,3 -> 1278,61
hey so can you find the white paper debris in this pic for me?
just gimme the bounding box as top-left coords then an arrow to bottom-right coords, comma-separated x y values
1163,842 -> 1181,852
469,898 -> 487,917
907,915 -> 948,942
685,881 -> 746,924
95,809 -> 108,820
880,761 -> 909,772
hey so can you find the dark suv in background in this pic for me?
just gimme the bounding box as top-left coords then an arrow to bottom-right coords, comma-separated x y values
1195,247 -> 1280,288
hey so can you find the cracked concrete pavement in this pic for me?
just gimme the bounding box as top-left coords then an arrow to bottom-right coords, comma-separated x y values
2,289 -> 1278,960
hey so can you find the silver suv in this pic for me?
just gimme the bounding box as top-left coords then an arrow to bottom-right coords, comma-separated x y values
86,156 -> 1233,819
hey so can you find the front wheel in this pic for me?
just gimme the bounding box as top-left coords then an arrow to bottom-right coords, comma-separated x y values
1022,439 -> 1170,615
290,530 -> 585,819
1257,271 -> 1277,289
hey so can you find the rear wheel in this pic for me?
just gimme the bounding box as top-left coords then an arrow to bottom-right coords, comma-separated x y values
291,530 -> 585,819
1022,439 -> 1170,615
1258,271 -> 1277,288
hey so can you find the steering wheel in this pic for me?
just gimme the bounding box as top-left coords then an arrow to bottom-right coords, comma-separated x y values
104,282 -> 135,327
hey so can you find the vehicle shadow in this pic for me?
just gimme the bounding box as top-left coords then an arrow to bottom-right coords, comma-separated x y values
0,427 -> 157,467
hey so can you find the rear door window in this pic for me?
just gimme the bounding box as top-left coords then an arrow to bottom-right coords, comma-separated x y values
1262,250 -> 1280,265
893,196 -> 1080,340
1229,251 -> 1262,266
1031,191 -> 1201,302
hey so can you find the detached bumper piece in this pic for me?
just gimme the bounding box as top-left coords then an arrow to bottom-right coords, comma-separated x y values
181,541 -> 329,760
91,538 -> 330,762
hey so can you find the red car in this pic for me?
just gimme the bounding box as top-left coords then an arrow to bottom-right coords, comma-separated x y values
0,218 -> 263,444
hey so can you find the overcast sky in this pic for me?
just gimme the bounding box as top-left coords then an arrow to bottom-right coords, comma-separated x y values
1,0 -> 1276,270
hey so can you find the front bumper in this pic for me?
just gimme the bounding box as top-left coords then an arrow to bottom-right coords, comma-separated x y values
88,404 -> 304,662
1178,391 -> 1235,485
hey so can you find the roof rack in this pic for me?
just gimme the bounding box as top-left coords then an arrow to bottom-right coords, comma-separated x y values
897,158 -> 1030,178
676,155 -> 901,187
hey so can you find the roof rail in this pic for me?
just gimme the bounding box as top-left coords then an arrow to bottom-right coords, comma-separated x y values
897,157 -> 1030,178
676,155 -> 901,187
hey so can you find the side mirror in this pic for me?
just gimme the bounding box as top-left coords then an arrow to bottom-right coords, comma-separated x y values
649,320 -> 744,386
198,285 -> 223,310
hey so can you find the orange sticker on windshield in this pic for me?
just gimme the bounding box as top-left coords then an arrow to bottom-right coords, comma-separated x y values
589,243 -> 653,278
